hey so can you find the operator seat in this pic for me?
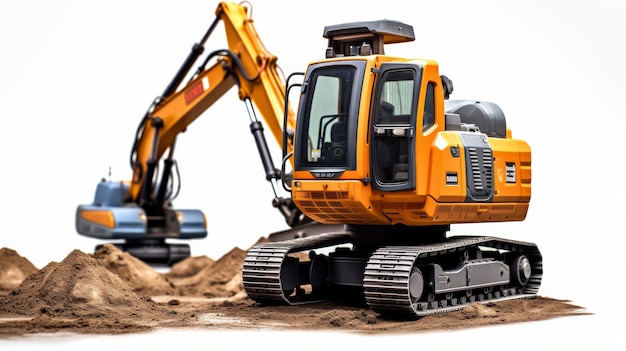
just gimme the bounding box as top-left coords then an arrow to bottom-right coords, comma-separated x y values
377,101 -> 409,182
324,118 -> 347,163
379,101 -> 395,123
331,120 -> 346,142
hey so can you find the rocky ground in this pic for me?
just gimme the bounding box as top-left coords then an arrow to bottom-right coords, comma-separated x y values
0,243 -> 589,338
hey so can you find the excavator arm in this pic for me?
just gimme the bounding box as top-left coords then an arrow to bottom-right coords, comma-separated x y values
131,1 -> 295,204
76,2 -> 303,264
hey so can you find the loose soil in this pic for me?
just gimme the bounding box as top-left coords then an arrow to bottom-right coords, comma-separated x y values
0,243 -> 589,338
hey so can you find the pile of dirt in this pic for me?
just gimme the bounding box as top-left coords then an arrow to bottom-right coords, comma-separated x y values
0,244 -> 590,338
164,247 -> 247,298
0,248 -> 38,295
0,248 -> 173,335
92,244 -> 178,296
0,249 -> 165,319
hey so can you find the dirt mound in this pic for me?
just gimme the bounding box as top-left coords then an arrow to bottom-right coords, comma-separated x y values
166,247 -> 247,298
0,248 -> 38,295
0,249 -> 165,321
166,255 -> 215,278
91,244 -> 178,296
87,244 -> 246,299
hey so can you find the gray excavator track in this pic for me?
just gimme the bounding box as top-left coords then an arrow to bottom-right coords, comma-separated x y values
363,236 -> 542,317
243,232 -> 352,305
243,233 -> 542,319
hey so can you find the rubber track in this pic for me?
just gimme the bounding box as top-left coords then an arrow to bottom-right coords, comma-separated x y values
243,234 -> 542,318
363,236 -> 542,317
242,232 -> 351,305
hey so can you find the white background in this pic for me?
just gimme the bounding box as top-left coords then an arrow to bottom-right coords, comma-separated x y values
1,0 -> 624,350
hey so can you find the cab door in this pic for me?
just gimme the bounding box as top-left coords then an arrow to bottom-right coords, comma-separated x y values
371,63 -> 421,191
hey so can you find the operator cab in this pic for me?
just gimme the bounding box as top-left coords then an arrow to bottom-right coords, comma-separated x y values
293,20 -> 418,185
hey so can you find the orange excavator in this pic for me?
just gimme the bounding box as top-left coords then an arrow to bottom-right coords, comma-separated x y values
76,1 -> 541,318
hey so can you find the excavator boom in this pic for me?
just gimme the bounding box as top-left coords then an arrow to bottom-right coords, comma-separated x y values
129,1 -> 295,203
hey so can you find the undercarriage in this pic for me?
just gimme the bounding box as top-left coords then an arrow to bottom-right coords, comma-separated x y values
96,239 -> 191,266
243,225 -> 542,318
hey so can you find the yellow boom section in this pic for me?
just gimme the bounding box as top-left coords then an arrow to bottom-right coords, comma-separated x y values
128,1 -> 296,202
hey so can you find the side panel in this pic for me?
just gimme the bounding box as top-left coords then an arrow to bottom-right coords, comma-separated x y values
490,137 -> 532,203
427,132 -> 466,203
